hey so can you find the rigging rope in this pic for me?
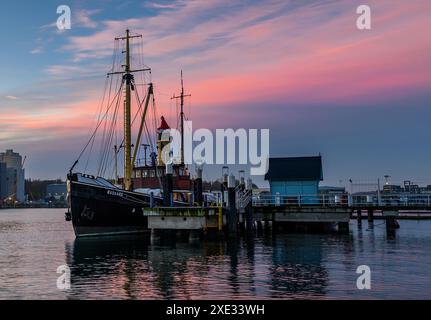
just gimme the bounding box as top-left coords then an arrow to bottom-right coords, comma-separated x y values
74,81 -> 124,170
83,39 -> 120,173
73,35 -> 162,186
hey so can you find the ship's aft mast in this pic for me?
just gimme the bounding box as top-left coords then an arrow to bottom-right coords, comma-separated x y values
172,71 -> 191,165
109,29 -> 150,191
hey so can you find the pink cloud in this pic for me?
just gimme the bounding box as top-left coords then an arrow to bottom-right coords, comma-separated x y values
174,0 -> 431,107
4,0 -> 431,149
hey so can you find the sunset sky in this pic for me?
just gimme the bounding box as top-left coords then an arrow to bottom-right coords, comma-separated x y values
0,0 -> 430,187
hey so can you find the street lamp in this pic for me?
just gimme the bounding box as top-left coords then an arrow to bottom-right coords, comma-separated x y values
142,144 -> 150,166
222,166 -> 229,183
384,175 -> 391,185
239,170 -> 245,186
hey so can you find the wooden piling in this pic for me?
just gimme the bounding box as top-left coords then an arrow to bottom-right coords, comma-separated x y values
189,230 -> 202,243
367,209 -> 374,222
227,174 -> 238,235
385,216 -> 397,237
218,207 -> 223,232
245,178 -> 254,234
357,209 -> 362,224
151,229 -> 162,243
245,204 -> 254,233
264,220 -> 271,232
163,163 -> 173,206
338,221 -> 350,234
256,220 -> 263,233
194,166 -> 203,206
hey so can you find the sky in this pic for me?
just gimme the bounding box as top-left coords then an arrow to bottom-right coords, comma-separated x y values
0,0 -> 430,187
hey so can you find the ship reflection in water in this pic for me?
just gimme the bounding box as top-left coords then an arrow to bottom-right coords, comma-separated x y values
1,209 -> 431,299
65,234 -> 332,300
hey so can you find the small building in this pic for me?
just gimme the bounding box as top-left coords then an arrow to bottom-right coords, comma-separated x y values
264,156 -> 323,196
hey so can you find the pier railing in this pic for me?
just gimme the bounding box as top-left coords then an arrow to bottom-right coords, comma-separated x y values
350,193 -> 431,207
253,194 -> 348,207
252,193 -> 431,208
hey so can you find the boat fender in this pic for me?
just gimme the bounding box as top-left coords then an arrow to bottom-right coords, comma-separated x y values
65,211 -> 72,222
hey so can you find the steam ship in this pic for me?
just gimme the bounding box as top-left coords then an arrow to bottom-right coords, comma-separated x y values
66,30 -> 192,237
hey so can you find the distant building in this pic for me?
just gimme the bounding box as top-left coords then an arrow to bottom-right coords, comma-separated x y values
403,181 -> 420,194
0,149 -> 25,203
264,156 -> 323,196
46,183 -> 67,200
319,186 -> 346,195
383,184 -> 403,194
0,162 -> 7,202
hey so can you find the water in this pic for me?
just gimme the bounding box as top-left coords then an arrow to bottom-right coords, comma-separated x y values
0,209 -> 430,300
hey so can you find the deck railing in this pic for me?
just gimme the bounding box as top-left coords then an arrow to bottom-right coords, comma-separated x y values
252,193 -> 431,208
237,189 -> 252,211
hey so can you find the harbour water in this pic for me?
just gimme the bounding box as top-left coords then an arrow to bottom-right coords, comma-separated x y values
0,208 -> 430,300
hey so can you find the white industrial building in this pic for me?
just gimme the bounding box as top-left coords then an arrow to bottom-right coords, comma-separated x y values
0,149 -> 25,203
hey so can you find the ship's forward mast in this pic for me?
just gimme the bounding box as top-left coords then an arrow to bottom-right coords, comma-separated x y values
69,30 -> 188,192
108,29 -> 152,191
66,29 -> 194,238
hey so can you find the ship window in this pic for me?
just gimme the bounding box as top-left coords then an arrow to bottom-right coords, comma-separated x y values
136,170 -> 142,178
150,170 -> 155,178
143,170 -> 149,178
158,169 -> 163,177
132,171 -> 136,178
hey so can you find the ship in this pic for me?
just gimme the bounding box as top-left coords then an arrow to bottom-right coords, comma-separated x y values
66,30 -> 193,237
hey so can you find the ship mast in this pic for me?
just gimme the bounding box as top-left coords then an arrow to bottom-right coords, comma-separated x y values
172,71 -> 191,165
124,30 -> 133,191
109,30 -> 150,191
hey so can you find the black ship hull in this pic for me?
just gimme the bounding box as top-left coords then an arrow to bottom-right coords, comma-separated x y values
68,173 -> 163,238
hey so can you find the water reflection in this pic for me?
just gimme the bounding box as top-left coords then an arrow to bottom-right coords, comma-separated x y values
2,210 -> 431,299
270,234 -> 328,298
64,233 -> 345,299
